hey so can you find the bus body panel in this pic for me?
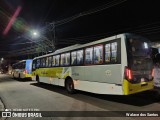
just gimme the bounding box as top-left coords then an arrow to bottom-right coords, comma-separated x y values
72,65 -> 122,84
36,66 -> 124,95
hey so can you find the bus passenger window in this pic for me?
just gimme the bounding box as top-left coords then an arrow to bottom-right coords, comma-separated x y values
61,54 -> 65,66
65,53 -> 70,66
71,51 -> 77,65
105,44 -> 111,63
94,45 -> 103,64
48,56 -> 52,67
111,42 -> 117,62
55,55 -> 60,66
46,57 -> 49,67
77,50 -> 83,65
85,47 -> 93,65
37,59 -> 40,68
42,58 -> 46,67
32,60 -> 36,70
52,56 -> 55,66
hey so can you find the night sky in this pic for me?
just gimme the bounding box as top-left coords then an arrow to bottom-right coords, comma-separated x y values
0,0 -> 160,58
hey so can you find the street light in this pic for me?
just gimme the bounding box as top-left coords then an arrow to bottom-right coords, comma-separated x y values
31,30 -> 39,38
33,32 -> 37,36
1,58 -> 4,61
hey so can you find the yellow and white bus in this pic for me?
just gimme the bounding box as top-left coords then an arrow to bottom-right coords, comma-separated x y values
12,59 -> 32,79
32,33 -> 154,95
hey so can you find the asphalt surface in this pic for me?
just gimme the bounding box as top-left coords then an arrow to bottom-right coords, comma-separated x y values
0,74 -> 160,120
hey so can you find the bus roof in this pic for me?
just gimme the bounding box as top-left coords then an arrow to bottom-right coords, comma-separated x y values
32,33 -> 130,60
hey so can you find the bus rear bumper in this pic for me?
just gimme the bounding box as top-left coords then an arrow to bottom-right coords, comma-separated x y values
123,79 -> 154,95
25,74 -> 32,79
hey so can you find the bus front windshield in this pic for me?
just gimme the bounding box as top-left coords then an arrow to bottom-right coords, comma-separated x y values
128,38 -> 153,83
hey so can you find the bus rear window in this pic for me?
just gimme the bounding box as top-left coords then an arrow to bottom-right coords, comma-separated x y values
129,39 -> 150,57
127,38 -> 152,83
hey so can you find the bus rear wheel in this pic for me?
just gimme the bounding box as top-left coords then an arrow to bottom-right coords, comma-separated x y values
36,75 -> 40,84
18,74 -> 21,80
65,79 -> 75,94
13,74 -> 15,79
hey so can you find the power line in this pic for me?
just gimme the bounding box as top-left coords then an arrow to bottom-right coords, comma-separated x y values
53,0 -> 128,26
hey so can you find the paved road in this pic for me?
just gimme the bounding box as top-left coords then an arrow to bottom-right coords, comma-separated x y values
0,74 -> 160,120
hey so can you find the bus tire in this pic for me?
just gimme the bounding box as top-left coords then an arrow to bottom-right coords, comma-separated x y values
19,74 -> 21,80
65,78 -> 75,94
13,74 -> 15,79
36,75 -> 40,84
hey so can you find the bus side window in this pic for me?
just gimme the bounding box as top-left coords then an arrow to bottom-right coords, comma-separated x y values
32,60 -> 36,70
48,56 -> 52,67
37,59 -> 40,68
77,50 -> 83,65
42,58 -> 46,67
52,56 -> 55,66
40,58 -> 42,67
85,47 -> 93,65
55,55 -> 60,66
105,43 -> 111,63
65,52 -> 70,66
111,42 -> 117,62
61,54 -> 65,66
46,57 -> 49,67
71,51 -> 77,65
94,45 -> 103,64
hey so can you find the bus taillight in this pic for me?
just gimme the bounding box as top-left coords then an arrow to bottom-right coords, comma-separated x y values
125,68 -> 133,80
23,70 -> 28,74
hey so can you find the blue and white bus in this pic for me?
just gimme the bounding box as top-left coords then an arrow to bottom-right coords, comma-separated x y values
12,59 -> 32,79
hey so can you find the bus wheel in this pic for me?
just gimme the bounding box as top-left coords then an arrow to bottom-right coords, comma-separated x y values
36,75 -> 40,84
13,74 -> 15,79
65,78 -> 75,94
18,74 -> 21,80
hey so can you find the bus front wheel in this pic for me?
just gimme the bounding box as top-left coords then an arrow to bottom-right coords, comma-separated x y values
65,78 -> 75,94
